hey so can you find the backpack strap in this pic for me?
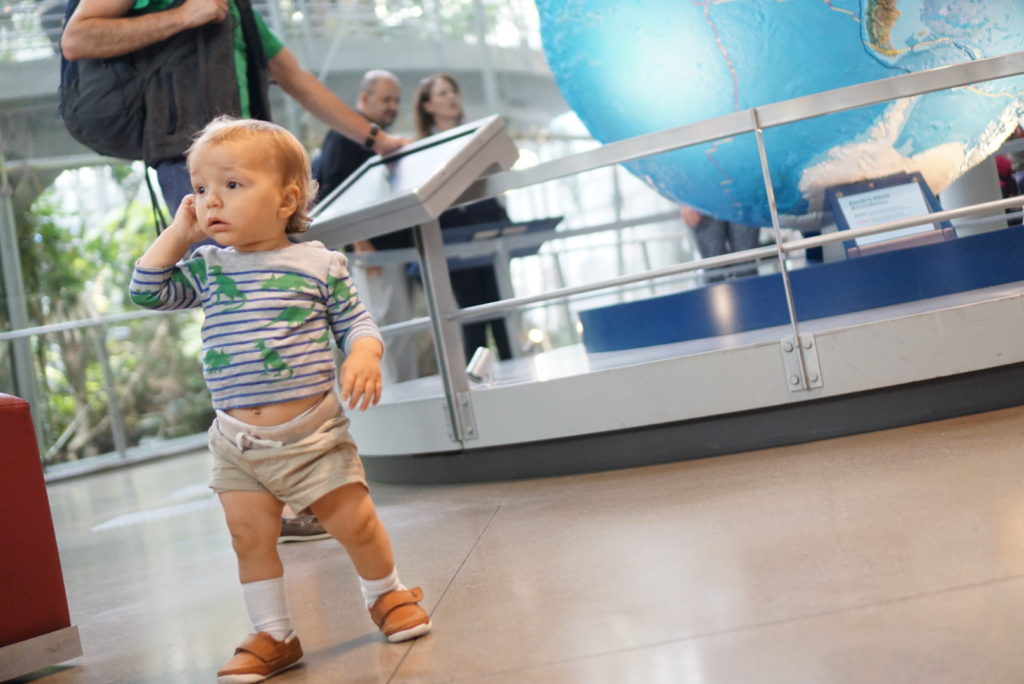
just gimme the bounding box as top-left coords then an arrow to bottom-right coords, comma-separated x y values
144,167 -> 170,235
235,0 -> 271,122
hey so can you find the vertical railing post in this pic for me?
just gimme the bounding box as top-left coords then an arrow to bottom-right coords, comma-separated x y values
491,237 -> 522,357
0,144 -> 46,452
414,219 -> 477,443
751,108 -> 812,390
612,166 -> 627,302
85,298 -> 128,458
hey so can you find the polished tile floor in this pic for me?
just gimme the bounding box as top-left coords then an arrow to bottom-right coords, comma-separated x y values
17,405 -> 1024,683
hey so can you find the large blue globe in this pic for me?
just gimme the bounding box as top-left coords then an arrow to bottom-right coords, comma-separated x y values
537,0 -> 1024,226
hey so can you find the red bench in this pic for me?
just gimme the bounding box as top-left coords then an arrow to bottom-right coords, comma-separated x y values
0,393 -> 81,680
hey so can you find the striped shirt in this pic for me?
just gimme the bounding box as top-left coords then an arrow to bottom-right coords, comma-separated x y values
130,241 -> 382,410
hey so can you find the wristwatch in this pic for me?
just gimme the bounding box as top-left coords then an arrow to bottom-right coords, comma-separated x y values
363,122 -> 380,151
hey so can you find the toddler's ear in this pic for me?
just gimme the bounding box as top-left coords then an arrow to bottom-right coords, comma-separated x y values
279,184 -> 301,218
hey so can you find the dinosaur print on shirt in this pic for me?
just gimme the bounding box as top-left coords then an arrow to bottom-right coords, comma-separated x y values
264,305 -> 314,328
255,339 -> 294,379
209,266 -> 247,310
327,274 -> 351,302
204,347 -> 232,372
185,259 -> 207,285
129,241 -> 381,409
262,273 -> 316,293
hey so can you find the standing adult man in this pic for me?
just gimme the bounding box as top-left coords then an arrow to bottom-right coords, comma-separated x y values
60,0 -> 406,211
315,70 -> 417,384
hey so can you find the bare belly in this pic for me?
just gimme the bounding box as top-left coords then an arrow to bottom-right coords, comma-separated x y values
226,392 -> 326,427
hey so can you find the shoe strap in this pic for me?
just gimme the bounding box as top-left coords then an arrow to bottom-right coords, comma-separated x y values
234,632 -> 289,663
370,587 -> 424,627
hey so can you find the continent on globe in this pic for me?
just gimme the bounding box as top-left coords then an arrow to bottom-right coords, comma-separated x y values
536,0 -> 1024,227
868,0 -> 901,54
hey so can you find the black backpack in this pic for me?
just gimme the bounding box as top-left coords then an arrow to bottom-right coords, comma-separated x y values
58,0 -> 270,164
59,0 -> 173,161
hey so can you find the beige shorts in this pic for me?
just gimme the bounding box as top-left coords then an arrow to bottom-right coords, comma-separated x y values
208,391 -> 367,512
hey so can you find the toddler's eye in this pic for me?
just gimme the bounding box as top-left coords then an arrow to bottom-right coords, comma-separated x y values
227,181 -> 239,189
195,186 -> 206,195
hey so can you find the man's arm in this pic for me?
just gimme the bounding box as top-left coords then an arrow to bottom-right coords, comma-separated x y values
268,47 -> 407,156
61,0 -> 227,61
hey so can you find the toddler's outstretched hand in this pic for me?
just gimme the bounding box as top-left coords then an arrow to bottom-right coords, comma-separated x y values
340,338 -> 383,411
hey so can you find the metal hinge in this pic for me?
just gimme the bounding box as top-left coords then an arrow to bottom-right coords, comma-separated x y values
780,334 -> 823,392
443,391 -> 479,442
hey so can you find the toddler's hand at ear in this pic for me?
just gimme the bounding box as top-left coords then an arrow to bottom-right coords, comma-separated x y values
170,194 -> 205,244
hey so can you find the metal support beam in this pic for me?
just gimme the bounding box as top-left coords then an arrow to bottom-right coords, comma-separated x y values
491,238 -> 523,358
88,318 -> 128,458
752,108 -> 811,391
414,219 -> 477,443
0,142 -> 45,449
781,335 -> 823,392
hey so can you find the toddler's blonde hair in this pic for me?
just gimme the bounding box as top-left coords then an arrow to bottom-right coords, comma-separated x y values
187,116 -> 319,234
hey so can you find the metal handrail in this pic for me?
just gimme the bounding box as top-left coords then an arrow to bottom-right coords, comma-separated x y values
370,194 -> 1024,331
0,209 -> 685,341
449,196 -> 1024,323
0,308 -> 171,343
349,209 -> 683,265
455,51 -> 1024,208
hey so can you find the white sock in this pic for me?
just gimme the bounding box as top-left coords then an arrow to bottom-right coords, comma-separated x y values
241,577 -> 292,641
359,567 -> 405,609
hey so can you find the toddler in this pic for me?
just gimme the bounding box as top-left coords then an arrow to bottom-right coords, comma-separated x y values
130,116 -> 430,683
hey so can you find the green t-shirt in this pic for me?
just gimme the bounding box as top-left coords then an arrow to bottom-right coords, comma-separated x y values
131,0 -> 284,118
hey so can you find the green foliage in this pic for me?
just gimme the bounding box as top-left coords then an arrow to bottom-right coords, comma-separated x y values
0,0 -> 63,62
14,166 -> 212,464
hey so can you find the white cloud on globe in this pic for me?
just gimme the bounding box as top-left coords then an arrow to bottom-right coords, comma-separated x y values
798,97 -> 966,214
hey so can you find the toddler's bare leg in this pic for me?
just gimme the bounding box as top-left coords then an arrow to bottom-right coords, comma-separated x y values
312,484 -> 431,641
220,491 -> 286,582
309,483 -> 395,579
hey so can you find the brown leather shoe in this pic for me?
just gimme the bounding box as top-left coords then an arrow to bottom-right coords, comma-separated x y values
369,587 -> 432,643
216,631 -> 303,683
278,515 -> 331,543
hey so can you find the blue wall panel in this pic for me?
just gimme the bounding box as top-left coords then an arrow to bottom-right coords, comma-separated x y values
580,226 -> 1024,353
